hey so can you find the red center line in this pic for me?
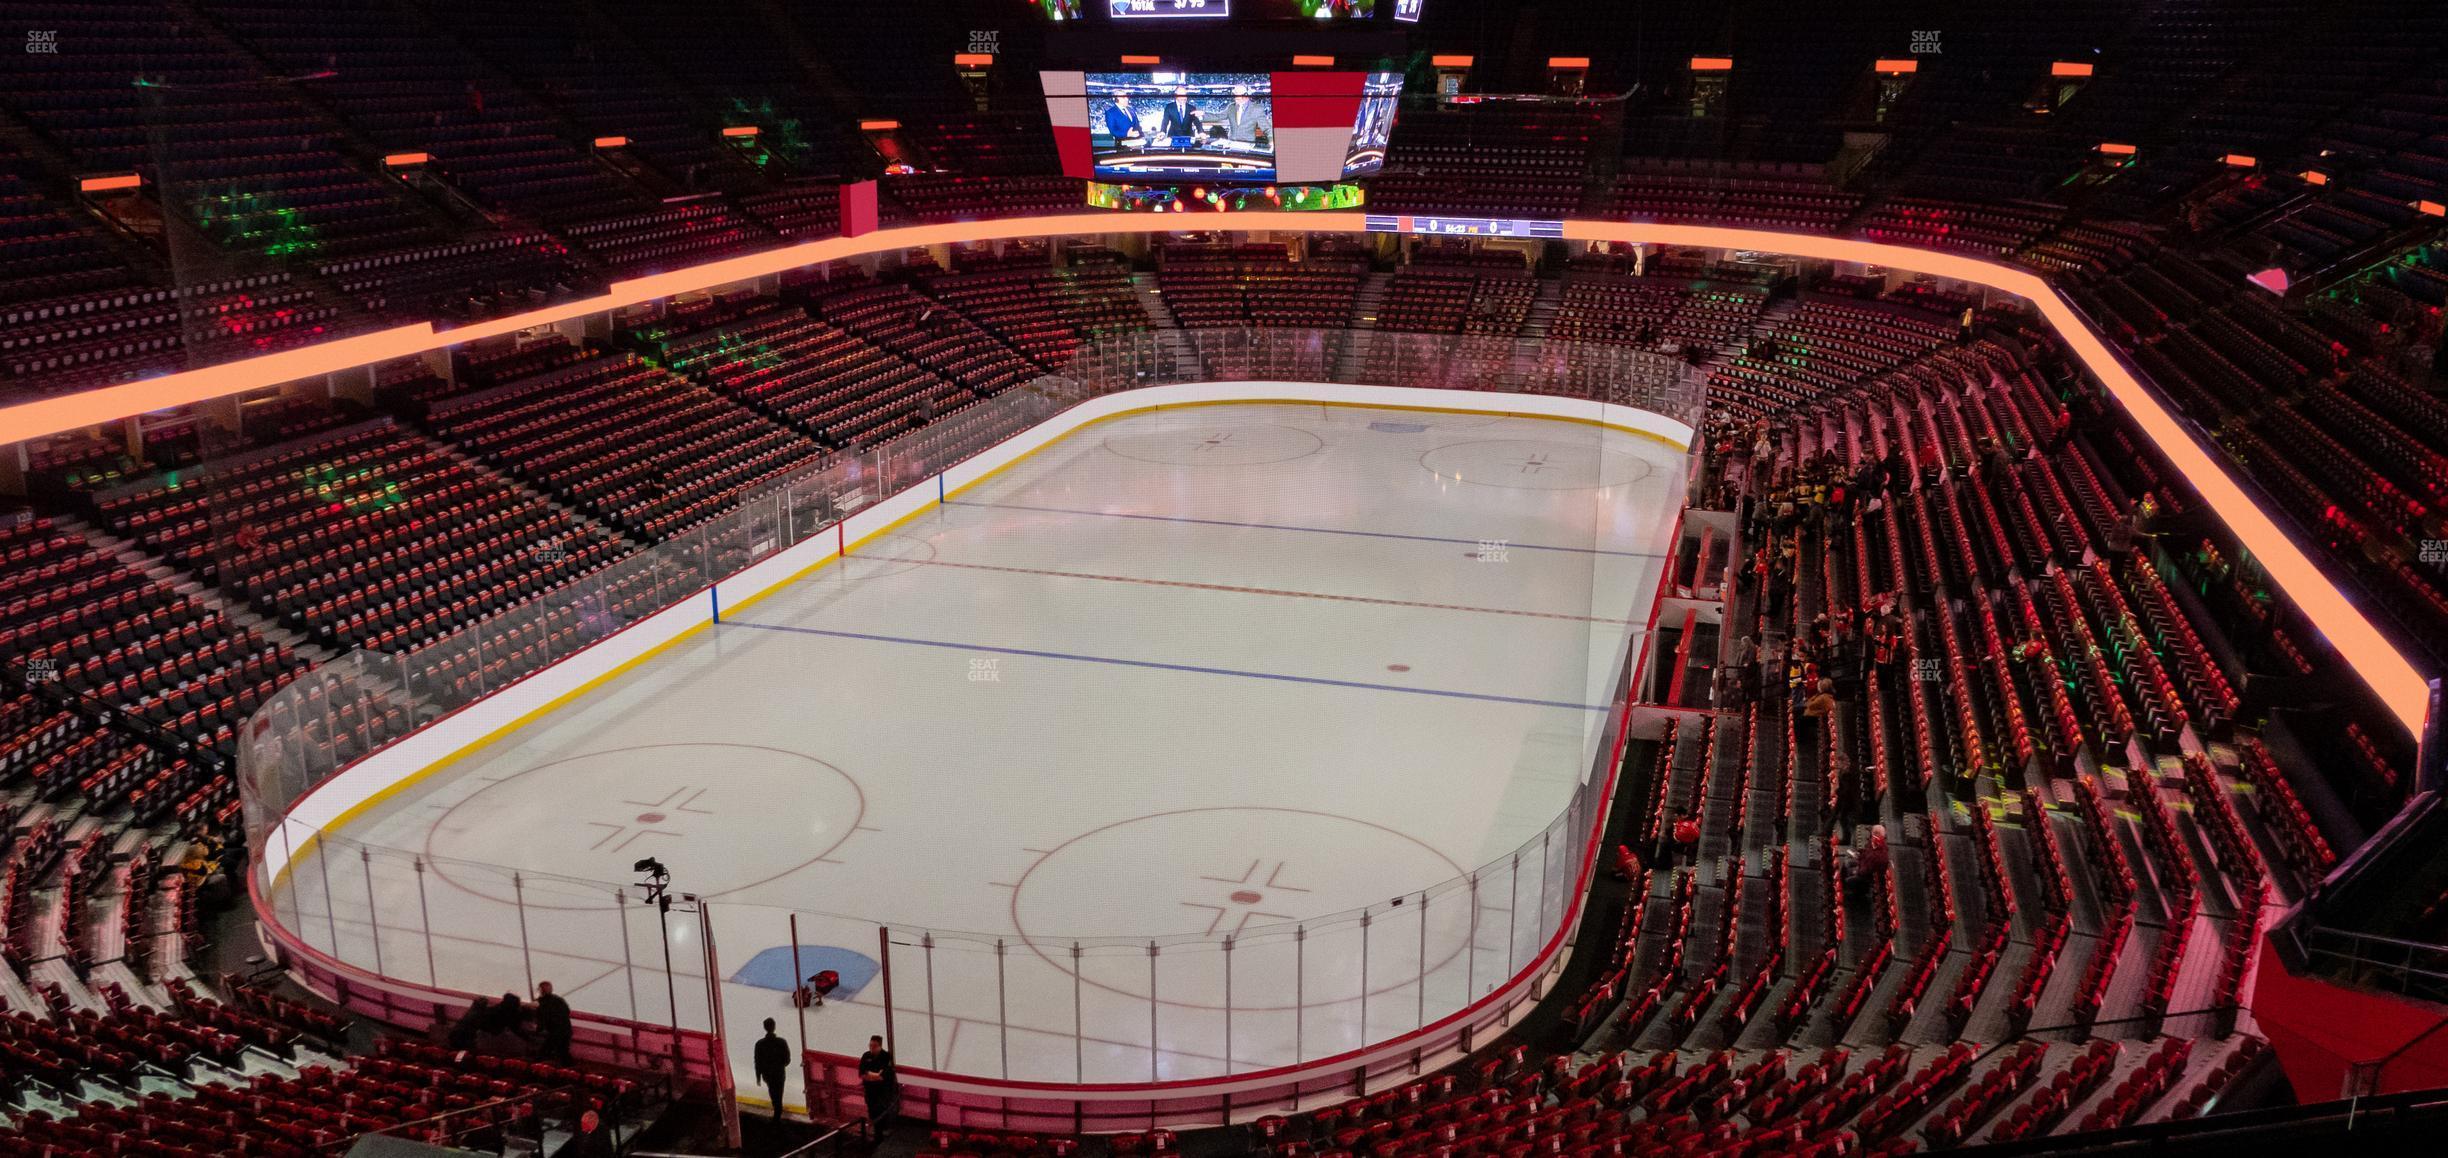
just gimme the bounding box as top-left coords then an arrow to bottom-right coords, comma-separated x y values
900,556 -> 1637,625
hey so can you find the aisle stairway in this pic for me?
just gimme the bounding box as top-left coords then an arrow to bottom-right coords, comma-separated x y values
1521,276 -> 1566,341
48,514 -> 323,661
1127,273 -> 1205,381
1348,271 -> 1393,329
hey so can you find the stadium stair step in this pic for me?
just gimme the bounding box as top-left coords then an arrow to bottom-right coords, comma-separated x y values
2092,921 -> 2161,1036
1347,271 -> 1393,329
47,514 -> 328,661
1963,937 -> 2037,1042
1128,272 -> 1181,329
1519,276 -> 1565,341
2029,928 -> 2105,1040
1789,839 -> 1833,960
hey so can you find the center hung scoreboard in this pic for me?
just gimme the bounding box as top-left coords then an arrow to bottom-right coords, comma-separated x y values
1033,0 -> 1421,210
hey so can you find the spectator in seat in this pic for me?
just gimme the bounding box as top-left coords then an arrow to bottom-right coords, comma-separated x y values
754,1018 -> 792,1120
534,981 -> 572,1062
1841,827 -> 1888,899
1850,826 -> 1890,902
1871,615 -> 1902,672
2130,492 -> 2160,540
1801,679 -> 1837,770
1670,810 -> 1701,866
1610,843 -> 1643,881
182,836 -> 233,905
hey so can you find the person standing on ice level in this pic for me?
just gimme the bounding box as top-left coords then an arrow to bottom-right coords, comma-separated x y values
754,1019 -> 792,1120
858,1034 -> 898,1136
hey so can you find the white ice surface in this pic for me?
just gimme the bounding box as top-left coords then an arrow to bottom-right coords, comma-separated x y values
272,403 -> 1684,1096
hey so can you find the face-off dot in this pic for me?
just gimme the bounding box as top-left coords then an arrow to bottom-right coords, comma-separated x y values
1230,890 -> 1264,904
637,813 -> 665,824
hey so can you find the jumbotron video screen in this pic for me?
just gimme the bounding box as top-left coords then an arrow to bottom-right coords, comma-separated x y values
1084,71 -> 1398,182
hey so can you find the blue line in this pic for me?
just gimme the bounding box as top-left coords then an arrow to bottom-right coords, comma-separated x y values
943,499 -> 1667,559
724,620 -> 1611,713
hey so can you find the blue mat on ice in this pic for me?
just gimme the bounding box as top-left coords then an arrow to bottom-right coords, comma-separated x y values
731,946 -> 878,1000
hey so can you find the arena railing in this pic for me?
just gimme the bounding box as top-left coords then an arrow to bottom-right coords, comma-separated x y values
2286,922 -> 2448,1009
237,326 -> 1700,1115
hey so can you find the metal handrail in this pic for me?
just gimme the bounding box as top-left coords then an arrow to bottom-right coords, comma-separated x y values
2292,920 -> 2448,1000
2303,924 -> 2448,960
775,1125 -> 854,1158
355,1080 -> 605,1150
1961,1003 -> 2247,1073
628,1124 -> 848,1158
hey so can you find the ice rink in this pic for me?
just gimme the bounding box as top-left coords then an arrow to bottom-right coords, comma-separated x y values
270,402 -> 1686,1100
